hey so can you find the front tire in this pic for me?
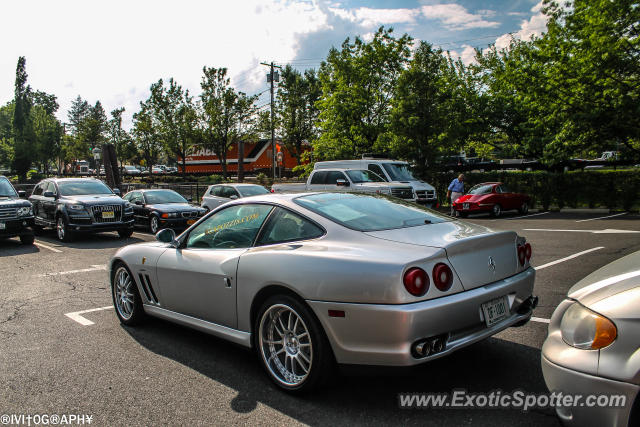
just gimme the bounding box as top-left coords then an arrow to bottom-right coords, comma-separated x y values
56,216 -> 74,242
149,215 -> 160,234
19,233 -> 35,245
111,263 -> 145,326
255,295 -> 333,393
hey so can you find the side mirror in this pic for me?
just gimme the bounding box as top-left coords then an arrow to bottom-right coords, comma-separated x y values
134,200 -> 144,206
336,179 -> 350,187
113,188 -> 121,196
230,195 -> 238,200
18,190 -> 26,198
43,191 -> 55,198
187,197 -> 193,203
156,228 -> 176,244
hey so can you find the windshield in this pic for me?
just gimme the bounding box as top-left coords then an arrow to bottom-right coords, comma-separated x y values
345,170 -> 386,183
144,190 -> 187,204
0,178 -> 18,197
58,180 -> 113,196
295,193 -> 450,232
468,184 -> 495,195
237,185 -> 269,197
382,163 -> 415,181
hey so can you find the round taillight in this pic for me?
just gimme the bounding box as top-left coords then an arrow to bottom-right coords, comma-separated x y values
524,243 -> 532,261
403,267 -> 429,296
432,263 -> 453,292
518,245 -> 526,266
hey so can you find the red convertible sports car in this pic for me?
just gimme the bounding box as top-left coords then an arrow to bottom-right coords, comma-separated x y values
453,182 -> 530,218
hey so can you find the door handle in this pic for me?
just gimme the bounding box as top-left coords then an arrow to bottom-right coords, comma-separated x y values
224,277 -> 232,288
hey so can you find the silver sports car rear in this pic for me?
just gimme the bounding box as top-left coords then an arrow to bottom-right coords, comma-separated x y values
109,192 -> 536,392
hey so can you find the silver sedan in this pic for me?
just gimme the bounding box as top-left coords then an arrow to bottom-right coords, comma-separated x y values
110,192 -> 536,392
542,250 -> 640,426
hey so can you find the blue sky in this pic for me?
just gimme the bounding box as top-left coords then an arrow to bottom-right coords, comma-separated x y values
0,0 -> 546,129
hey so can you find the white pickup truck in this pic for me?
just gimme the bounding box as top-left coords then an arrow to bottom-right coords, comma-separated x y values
271,168 -> 416,201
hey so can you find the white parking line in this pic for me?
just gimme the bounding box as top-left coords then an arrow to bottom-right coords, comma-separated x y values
38,264 -> 107,277
535,247 -> 604,270
65,306 -> 113,326
506,211 -> 550,220
531,317 -> 550,324
575,212 -> 628,222
33,242 -> 62,253
524,228 -> 640,234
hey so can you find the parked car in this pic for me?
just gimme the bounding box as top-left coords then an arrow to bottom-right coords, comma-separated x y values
29,178 -> 134,242
0,176 -> 34,245
452,182 -> 530,218
152,165 -> 167,175
201,183 -> 269,211
123,189 -> 206,234
314,158 -> 438,206
542,249 -> 640,426
109,192 -> 536,392
165,166 -> 178,174
123,165 -> 141,176
272,168 -> 415,202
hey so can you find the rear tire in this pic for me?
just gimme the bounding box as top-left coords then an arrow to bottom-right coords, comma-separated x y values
518,202 -> 529,215
111,262 -> 145,326
491,204 -> 502,218
254,294 -> 334,393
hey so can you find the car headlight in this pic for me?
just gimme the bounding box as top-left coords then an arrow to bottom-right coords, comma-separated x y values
17,206 -> 32,216
560,302 -> 617,349
68,204 -> 86,211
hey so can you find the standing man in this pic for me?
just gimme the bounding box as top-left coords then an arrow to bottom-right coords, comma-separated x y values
446,174 -> 465,216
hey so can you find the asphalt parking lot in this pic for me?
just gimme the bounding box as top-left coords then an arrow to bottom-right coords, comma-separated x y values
1,211 -> 639,426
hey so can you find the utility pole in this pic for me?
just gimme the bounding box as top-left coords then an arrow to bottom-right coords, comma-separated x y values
261,61 -> 281,179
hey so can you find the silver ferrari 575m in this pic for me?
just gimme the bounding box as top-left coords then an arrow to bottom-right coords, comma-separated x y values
110,192 -> 537,392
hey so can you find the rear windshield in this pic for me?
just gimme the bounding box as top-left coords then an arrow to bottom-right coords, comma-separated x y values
237,185 -> 269,197
468,184 -> 495,195
58,180 -> 113,196
295,193 -> 451,232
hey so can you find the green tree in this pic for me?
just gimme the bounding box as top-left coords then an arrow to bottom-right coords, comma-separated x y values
12,57 -> 34,181
132,100 -> 163,173
315,27 -> 412,160
108,107 -> 135,167
276,66 -> 320,164
199,67 -> 258,179
0,103 -> 14,168
67,95 -> 90,136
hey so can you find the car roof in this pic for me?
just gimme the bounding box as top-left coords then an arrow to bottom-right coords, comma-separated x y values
473,182 -> 502,186
46,177 -> 102,183
209,183 -> 266,187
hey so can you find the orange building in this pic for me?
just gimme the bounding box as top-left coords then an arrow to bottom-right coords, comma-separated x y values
180,139 -> 304,174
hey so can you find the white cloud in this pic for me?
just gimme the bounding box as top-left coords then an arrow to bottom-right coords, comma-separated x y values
421,4 -> 499,30
328,7 -> 420,27
494,1 -> 548,50
449,45 -> 478,65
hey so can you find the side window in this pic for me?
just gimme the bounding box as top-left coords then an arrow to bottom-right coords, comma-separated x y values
132,192 -> 144,204
222,186 -> 239,198
309,171 -> 326,185
211,186 -> 223,197
257,208 -> 324,245
45,182 -> 57,195
123,192 -> 133,201
32,184 -> 43,196
495,185 -> 503,193
367,164 -> 387,181
325,171 -> 347,185
186,204 -> 273,249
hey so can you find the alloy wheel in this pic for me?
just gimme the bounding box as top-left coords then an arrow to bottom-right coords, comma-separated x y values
56,217 -> 65,240
258,304 -> 313,387
113,266 -> 135,320
150,216 -> 159,234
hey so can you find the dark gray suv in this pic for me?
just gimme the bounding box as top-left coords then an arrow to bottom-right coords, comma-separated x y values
29,178 -> 134,242
0,176 -> 34,245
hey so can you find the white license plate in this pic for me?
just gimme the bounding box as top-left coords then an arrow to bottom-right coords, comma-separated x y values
102,211 -> 115,219
0,222 -> 5,229
481,296 -> 509,327
463,203 -> 470,210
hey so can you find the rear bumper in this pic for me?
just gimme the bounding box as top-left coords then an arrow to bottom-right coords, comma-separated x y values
307,267 -> 535,366
541,355 -> 638,427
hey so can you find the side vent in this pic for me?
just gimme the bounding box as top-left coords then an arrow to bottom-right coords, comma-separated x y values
138,273 -> 159,304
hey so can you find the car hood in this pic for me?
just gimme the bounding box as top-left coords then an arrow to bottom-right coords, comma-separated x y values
64,195 -> 125,205
0,196 -> 31,208
366,221 -> 523,290
568,250 -> 640,307
399,181 -> 436,191
147,203 -> 197,212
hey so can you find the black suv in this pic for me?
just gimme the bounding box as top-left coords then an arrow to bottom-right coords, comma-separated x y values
0,176 -> 35,245
29,178 -> 134,242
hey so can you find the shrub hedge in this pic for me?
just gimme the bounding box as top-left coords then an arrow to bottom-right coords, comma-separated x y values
422,170 -> 640,211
